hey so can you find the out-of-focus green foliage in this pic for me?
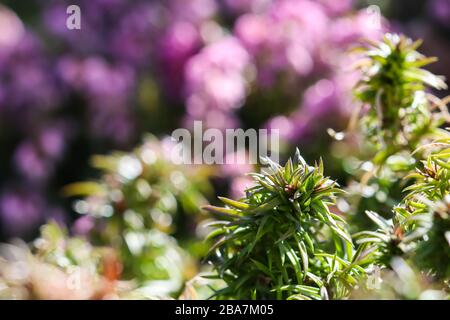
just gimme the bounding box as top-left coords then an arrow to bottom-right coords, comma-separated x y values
355,138 -> 450,280
350,257 -> 448,300
63,135 -> 214,297
0,222 -> 196,299
403,139 -> 450,280
342,33 -> 450,230
2,33 -> 449,301
354,33 -> 447,165
65,134 -> 212,236
0,222 -> 128,299
342,34 -> 450,299
204,151 -> 368,299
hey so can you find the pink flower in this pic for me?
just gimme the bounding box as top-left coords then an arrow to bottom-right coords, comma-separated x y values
184,37 -> 251,128
230,176 -> 254,199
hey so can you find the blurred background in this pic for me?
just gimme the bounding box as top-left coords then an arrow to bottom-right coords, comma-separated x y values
0,0 -> 448,243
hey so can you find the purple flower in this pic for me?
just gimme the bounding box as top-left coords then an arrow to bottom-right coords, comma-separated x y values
13,123 -> 71,183
14,141 -> 49,183
0,5 -> 25,58
230,176 -> 254,199
429,0 -> 450,28
265,116 -> 295,141
224,0 -> 271,14
72,215 -> 95,236
167,0 -> 217,23
234,0 -> 329,87
0,32 -> 60,117
318,0 -> 354,16
39,126 -> 68,160
157,21 -> 201,96
109,3 -> 159,66
329,9 -> 386,46
234,14 -> 270,54
57,55 -> 136,145
0,190 -> 45,237
90,108 -> 136,147
184,36 -> 251,129
0,0 -> 395,239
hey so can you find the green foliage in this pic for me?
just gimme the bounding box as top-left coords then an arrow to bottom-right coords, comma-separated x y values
354,137 -> 450,282
204,150 -> 367,299
341,33 -> 450,299
344,33 -> 449,231
118,228 -> 196,296
350,257 -> 448,300
65,134 -> 212,237
354,33 -> 447,164
32,222 -> 107,270
64,135 -> 213,296
0,222 -> 122,299
399,139 -> 450,279
2,33 -> 449,301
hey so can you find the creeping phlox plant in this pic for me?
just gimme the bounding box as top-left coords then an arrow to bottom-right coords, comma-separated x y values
347,34 -> 450,298
202,34 -> 450,300
204,151 -> 368,300
342,33 -> 450,230
355,139 -> 450,281
354,33 -> 448,165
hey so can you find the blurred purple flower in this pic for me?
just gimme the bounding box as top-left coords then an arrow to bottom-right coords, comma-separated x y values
14,123 -> 71,183
0,32 -> 60,117
43,0 -> 129,53
40,126 -> 67,160
230,176 -> 254,199
318,0 -> 354,16
224,0 -> 271,14
14,141 -> 49,182
249,2 -> 386,144
0,190 -> 44,237
167,0 -> 217,23
184,36 -> 251,129
329,9 -> 387,46
57,56 -> 136,145
265,116 -> 295,141
0,5 -> 25,59
234,0 -> 330,89
90,109 -> 136,147
109,2 -> 159,66
234,13 -> 270,54
157,21 -> 201,96
429,0 -> 450,28
72,215 -> 95,236
221,151 -> 254,177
